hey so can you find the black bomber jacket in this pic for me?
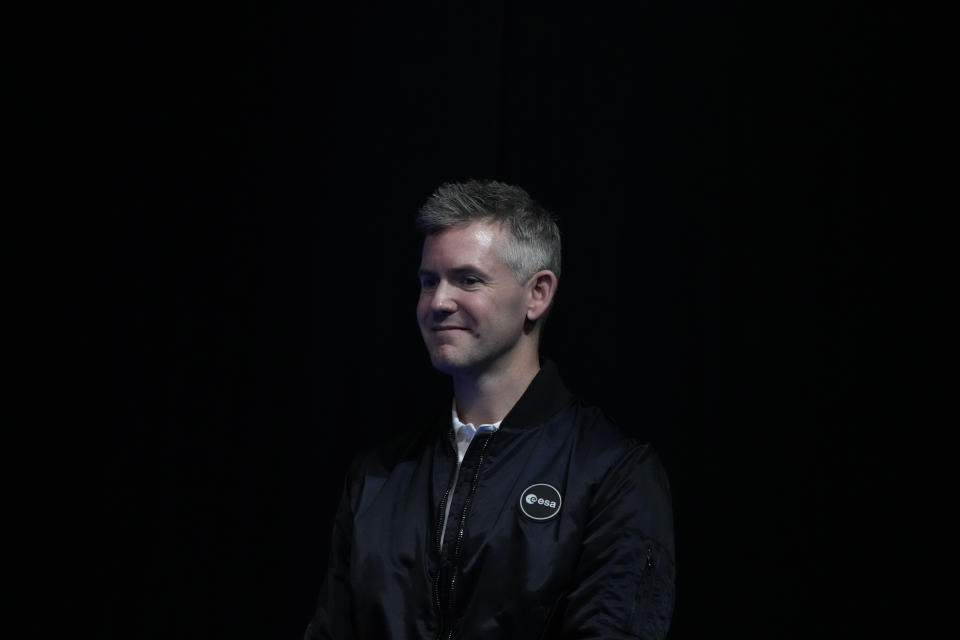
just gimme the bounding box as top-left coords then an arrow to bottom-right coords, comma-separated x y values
305,360 -> 676,639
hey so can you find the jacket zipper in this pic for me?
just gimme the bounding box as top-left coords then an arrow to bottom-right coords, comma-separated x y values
434,431 -> 496,640
432,486 -> 450,616
432,432 -> 457,623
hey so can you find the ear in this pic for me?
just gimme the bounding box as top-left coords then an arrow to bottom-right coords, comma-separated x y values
526,270 -> 558,322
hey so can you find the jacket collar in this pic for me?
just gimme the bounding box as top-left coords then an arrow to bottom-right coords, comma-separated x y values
431,358 -> 575,437
498,358 -> 575,432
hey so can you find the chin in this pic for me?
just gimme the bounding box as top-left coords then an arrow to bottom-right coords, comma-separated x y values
428,347 -> 476,376
429,353 -> 463,375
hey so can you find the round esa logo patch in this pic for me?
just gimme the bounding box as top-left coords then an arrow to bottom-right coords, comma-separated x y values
519,483 -> 562,521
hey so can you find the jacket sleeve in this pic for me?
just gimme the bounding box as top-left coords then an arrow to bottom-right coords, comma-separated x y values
559,443 -> 676,639
304,463 -> 358,640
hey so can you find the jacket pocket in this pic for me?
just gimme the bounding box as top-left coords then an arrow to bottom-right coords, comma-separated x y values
626,541 -> 675,638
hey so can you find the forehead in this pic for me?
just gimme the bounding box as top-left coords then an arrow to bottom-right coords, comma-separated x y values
419,221 -> 508,269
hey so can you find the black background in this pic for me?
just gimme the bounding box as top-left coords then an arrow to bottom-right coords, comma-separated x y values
45,1 -> 899,637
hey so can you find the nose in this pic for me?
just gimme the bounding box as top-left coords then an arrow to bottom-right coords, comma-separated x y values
429,280 -> 457,315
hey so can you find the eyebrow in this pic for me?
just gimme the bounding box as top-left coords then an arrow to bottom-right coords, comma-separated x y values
418,266 -> 490,279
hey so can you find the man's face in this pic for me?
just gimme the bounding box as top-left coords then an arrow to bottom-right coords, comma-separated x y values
417,221 -> 531,377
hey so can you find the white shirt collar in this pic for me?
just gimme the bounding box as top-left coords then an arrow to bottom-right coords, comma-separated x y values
451,400 -> 503,434
451,401 -> 501,462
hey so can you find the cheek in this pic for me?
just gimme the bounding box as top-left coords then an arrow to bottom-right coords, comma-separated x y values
496,293 -> 529,322
416,295 -> 432,322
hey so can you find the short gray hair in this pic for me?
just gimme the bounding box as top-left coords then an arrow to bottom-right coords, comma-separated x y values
416,180 -> 562,282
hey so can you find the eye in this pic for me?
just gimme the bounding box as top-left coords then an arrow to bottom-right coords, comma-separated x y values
419,275 -> 438,290
460,275 -> 482,287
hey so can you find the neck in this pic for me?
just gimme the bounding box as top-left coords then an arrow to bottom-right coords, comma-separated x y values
452,350 -> 540,426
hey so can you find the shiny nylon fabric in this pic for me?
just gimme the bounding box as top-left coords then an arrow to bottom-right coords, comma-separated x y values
305,361 -> 676,640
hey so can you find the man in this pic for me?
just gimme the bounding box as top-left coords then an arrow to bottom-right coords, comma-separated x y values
305,180 -> 675,639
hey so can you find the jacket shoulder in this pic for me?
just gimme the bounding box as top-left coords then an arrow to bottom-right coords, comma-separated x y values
563,400 -> 658,462
344,419 -> 440,481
